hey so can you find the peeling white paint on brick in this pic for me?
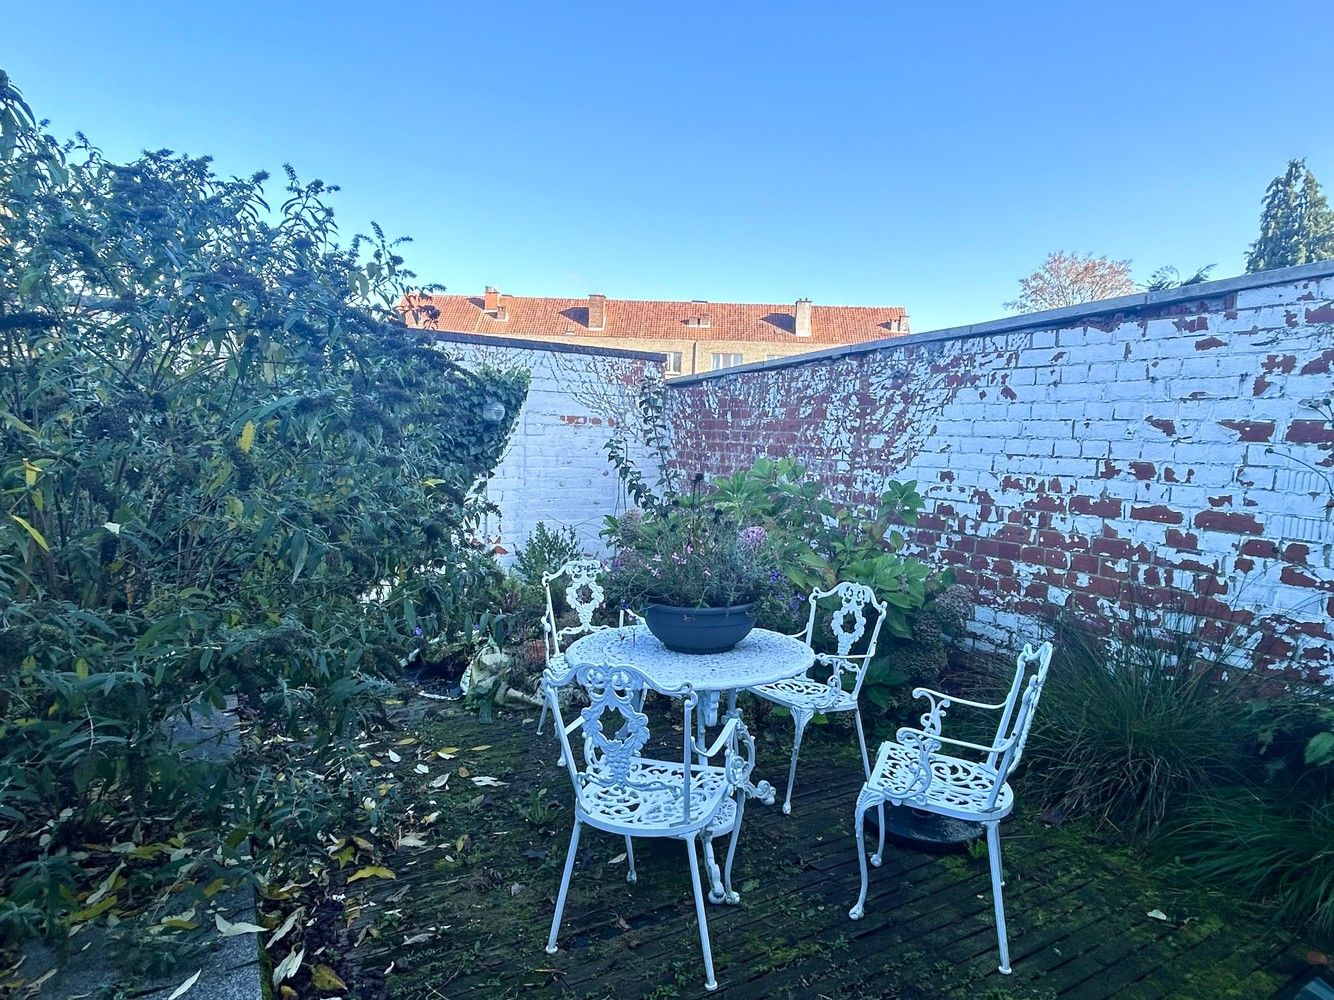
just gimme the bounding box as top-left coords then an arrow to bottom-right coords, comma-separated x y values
667,269 -> 1334,681
436,338 -> 662,562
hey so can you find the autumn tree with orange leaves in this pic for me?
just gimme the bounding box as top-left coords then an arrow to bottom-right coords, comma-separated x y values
1005,251 -> 1137,314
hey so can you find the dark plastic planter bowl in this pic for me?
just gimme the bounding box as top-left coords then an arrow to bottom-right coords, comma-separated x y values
642,603 -> 756,654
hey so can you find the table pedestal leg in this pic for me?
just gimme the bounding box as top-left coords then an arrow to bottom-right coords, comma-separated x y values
723,695 -> 777,807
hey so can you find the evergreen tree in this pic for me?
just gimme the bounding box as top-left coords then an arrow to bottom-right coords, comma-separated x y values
1246,159 -> 1334,272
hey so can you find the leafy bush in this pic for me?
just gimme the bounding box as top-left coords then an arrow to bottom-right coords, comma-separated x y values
0,73 -> 525,944
707,457 -> 936,638
513,521 -> 582,585
1025,608 -> 1260,836
604,478 -> 787,613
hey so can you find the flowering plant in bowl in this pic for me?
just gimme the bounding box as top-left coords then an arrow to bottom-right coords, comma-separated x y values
603,488 -> 788,653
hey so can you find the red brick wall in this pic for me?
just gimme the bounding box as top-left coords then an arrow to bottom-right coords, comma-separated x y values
666,267 -> 1334,681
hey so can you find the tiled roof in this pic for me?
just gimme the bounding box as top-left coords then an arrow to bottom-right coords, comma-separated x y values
402,291 -> 909,345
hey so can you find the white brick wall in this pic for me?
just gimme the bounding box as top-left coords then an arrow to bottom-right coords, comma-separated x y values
432,335 -> 664,562
668,265 -> 1334,681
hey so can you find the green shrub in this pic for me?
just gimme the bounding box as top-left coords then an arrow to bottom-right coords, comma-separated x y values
1162,780 -> 1334,938
1159,684 -> 1334,939
0,73 -> 525,945
513,521 -> 582,584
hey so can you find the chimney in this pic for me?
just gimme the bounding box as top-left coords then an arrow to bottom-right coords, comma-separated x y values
795,298 -> 812,337
588,293 -> 607,332
483,286 -> 501,313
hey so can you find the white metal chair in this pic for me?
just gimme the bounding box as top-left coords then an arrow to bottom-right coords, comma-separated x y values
747,581 -> 888,814
848,641 -> 1054,975
542,658 -> 757,993
535,558 -> 639,735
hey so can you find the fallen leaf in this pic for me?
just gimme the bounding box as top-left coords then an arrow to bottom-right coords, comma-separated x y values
387,750 -> 402,764
608,853 -> 627,865
510,883 -> 525,897
470,744 -> 493,752
167,969 -> 202,1000
85,863 -> 124,906
470,776 -> 506,788
429,774 -> 450,789
457,766 -> 471,778
414,764 -> 429,774
1146,909 -> 1168,921
272,947 -> 304,987
348,866 -> 396,883
1306,950 -> 1329,966
523,849 -> 548,862
398,834 -> 427,848
615,914 -> 630,930
403,931 -> 435,946
215,912 -> 266,937
311,964 -> 348,992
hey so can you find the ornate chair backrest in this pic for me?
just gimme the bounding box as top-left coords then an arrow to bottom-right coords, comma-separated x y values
800,581 -> 889,698
543,659 -> 702,827
541,558 -> 610,661
988,641 -> 1053,794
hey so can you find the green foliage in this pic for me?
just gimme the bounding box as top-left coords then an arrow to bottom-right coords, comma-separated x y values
512,521 -> 582,585
1246,158 -> 1334,273
1157,682 -> 1334,939
603,479 -> 788,612
1162,781 -> 1334,939
1144,263 -> 1216,291
1026,609 -> 1260,837
707,457 -> 935,639
604,371 -> 677,512
0,73 -> 526,944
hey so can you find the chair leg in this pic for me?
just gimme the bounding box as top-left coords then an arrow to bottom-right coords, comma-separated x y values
721,796 -> 744,904
849,786 -> 874,920
536,698 -> 548,735
702,832 -> 725,904
624,835 -> 637,883
782,709 -> 813,815
853,708 -> 872,781
853,708 -> 886,865
686,835 -> 719,992
986,821 -> 1012,974
545,818 -> 582,954
872,801 -> 886,867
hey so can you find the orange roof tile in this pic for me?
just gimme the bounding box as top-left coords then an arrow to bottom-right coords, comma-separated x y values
402,291 -> 909,345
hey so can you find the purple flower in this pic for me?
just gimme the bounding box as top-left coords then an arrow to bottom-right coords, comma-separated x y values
738,525 -> 768,551
413,626 -> 424,637
769,569 -> 783,583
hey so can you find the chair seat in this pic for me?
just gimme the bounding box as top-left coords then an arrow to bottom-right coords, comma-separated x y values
866,742 -> 1014,820
580,758 -> 736,835
751,675 -> 857,713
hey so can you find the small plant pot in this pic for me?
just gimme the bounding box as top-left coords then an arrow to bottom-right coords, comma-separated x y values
642,603 -> 756,654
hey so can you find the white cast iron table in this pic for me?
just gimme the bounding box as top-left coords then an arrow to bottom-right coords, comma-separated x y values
564,625 -> 814,808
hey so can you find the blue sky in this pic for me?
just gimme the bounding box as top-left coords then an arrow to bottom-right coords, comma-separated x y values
8,2 -> 1334,332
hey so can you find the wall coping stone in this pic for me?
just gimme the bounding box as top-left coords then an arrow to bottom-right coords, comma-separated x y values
666,260 -> 1334,387
421,328 -> 669,363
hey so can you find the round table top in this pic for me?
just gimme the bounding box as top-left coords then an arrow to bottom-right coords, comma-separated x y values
564,625 -> 813,694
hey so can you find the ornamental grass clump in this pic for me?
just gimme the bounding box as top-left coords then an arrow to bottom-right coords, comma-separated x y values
603,481 -> 789,617
1025,605 -> 1259,837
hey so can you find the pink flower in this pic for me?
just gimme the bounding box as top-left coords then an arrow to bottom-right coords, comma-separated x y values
738,525 -> 768,551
